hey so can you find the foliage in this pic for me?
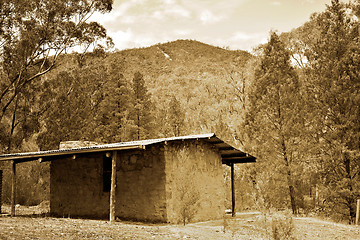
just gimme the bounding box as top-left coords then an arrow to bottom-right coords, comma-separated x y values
245,32 -> 303,214
0,160 -> 49,205
37,65 -> 104,150
0,0 -> 113,153
2,0 -> 360,223
37,58 -> 139,149
167,95 -> 185,137
239,0 -> 360,223
130,71 -> 153,140
291,0 -> 360,223
271,212 -> 295,240
93,65 -> 134,143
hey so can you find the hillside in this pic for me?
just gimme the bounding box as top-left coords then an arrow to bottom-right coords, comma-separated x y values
105,39 -> 251,79
1,39 -> 254,206
108,40 -> 252,142
41,39 -> 253,147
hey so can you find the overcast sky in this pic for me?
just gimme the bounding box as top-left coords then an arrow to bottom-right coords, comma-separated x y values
90,0 -> 336,51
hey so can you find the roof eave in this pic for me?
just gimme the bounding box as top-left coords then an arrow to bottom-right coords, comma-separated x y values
205,135 -> 256,164
222,156 -> 256,165
0,145 -> 145,162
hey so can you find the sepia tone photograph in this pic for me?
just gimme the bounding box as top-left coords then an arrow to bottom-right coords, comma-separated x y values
0,0 -> 360,239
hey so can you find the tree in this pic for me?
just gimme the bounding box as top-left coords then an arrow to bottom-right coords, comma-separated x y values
94,67 -> 134,143
37,59 -> 117,150
167,95 -> 185,137
0,0 -> 113,153
4,80 -> 41,152
130,71 -> 153,140
299,0 -> 360,223
246,32 -> 303,214
37,69 -> 96,150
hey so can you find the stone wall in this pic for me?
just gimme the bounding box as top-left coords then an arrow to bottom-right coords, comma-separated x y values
49,141 -> 224,222
115,145 -> 167,222
0,170 -> 2,213
50,152 -> 109,218
164,140 -> 225,224
50,146 -> 167,221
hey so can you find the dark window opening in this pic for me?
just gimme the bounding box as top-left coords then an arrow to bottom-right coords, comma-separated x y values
103,156 -> 112,192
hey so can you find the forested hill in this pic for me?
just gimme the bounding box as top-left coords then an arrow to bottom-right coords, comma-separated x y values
31,40 -> 253,151
89,39 -> 252,85
2,0 -> 360,224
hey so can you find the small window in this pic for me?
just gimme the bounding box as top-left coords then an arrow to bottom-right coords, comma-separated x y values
103,156 -> 112,192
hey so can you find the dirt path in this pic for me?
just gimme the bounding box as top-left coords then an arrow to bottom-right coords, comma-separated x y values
0,217 -> 233,239
293,217 -> 360,240
0,208 -> 359,239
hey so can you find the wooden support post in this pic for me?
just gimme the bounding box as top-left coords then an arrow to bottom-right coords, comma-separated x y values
231,162 -> 235,217
0,170 -> 2,214
11,161 -> 16,217
356,199 -> 360,225
110,150 -> 117,223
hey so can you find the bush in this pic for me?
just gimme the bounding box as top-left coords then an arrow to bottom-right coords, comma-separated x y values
271,212 -> 295,240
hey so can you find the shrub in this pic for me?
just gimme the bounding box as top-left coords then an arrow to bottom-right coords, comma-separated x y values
271,212 -> 295,240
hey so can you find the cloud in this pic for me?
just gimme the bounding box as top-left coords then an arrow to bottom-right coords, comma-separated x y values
107,28 -> 134,49
173,29 -> 192,36
108,27 -> 174,50
166,7 -> 191,18
89,0 -> 144,28
152,6 -> 191,20
271,1 -> 281,6
231,32 -> 261,41
163,0 -> 176,4
199,10 -> 224,24
225,31 -> 268,50
94,0 -> 294,52
120,15 -> 136,24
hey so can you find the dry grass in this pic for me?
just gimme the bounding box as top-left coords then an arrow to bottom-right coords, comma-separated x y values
1,205 -> 360,239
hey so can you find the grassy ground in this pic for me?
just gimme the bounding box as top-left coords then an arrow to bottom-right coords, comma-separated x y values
1,205 -> 359,239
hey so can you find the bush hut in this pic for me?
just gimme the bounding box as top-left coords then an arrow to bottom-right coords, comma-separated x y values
0,133 -> 255,223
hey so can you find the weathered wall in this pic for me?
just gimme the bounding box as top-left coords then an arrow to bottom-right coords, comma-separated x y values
164,140 -> 225,224
50,146 -> 167,221
50,153 -> 109,218
50,141 -> 224,222
0,170 -> 2,213
116,145 -> 167,222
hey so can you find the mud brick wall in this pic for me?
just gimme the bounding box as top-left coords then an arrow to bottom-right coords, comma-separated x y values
49,141 -> 224,222
50,146 -> 167,221
116,145 -> 167,222
0,170 -> 2,213
164,140 -> 225,224
50,153 -> 109,218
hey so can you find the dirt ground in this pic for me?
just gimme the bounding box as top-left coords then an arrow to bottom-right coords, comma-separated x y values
0,205 -> 359,239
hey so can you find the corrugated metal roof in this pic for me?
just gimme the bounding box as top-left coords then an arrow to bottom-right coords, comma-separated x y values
0,133 -> 255,164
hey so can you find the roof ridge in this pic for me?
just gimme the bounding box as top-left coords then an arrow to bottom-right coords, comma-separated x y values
0,133 -> 216,159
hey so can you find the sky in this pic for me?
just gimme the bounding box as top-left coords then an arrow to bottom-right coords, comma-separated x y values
90,0 -> 337,51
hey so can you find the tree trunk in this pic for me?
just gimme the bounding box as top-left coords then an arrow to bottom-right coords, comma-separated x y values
344,153 -> 355,224
6,96 -> 18,153
282,139 -> 297,214
231,163 -> 235,217
287,174 -> 297,214
11,161 -> 16,217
